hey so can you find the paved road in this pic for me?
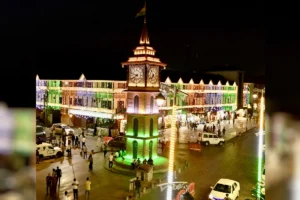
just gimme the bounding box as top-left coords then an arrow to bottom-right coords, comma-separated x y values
142,128 -> 260,200
36,125 -> 259,200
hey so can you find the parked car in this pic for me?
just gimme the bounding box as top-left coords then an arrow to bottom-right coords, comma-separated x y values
200,132 -> 225,146
36,125 -> 47,144
36,142 -> 63,159
107,136 -> 126,149
209,178 -> 240,200
51,123 -> 74,135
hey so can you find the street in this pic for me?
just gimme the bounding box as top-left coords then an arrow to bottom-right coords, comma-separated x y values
142,127 -> 259,200
36,125 -> 259,200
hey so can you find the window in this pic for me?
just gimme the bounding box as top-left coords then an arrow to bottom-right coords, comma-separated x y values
203,134 -> 208,138
134,95 -> 139,113
133,118 -> 138,137
149,141 -> 153,159
150,118 -> 153,136
150,96 -> 154,113
214,135 -> 218,138
133,141 -> 138,159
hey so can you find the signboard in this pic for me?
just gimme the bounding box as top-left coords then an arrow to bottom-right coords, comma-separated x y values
157,182 -> 195,200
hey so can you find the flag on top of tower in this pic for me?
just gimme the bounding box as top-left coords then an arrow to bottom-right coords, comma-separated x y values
136,2 -> 146,18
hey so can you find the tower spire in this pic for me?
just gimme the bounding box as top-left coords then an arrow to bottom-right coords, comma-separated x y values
139,1 -> 149,45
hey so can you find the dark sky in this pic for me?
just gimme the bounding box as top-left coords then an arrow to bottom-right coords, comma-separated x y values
2,0 -> 264,81
3,0 -> 300,111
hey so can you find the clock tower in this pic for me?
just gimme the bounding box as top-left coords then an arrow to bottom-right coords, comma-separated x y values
120,17 -> 168,167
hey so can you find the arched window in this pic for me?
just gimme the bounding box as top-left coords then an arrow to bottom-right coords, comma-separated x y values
149,141 -> 153,159
133,118 -> 138,137
134,95 -> 139,113
133,140 -> 138,159
150,96 -> 154,113
149,118 -> 153,136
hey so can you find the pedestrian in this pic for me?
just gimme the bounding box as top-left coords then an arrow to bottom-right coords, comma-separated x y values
222,127 -> 226,136
56,166 -> 62,185
82,136 -> 86,149
134,177 -> 141,199
108,153 -> 114,169
63,191 -> 70,200
36,149 -> 40,164
75,135 -> 79,147
96,136 -> 101,148
67,144 -> 72,157
52,168 -> 57,176
72,134 -> 75,147
51,173 -> 57,197
83,145 -> 88,159
120,149 -> 125,161
72,178 -> 79,200
85,177 -> 91,200
46,173 -> 53,195
103,143 -> 108,158
88,153 -> 93,171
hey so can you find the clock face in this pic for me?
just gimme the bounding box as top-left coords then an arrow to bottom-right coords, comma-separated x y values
147,66 -> 159,84
129,65 -> 144,84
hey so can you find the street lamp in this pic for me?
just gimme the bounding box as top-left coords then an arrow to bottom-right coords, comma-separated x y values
256,88 -> 265,199
43,90 -> 49,125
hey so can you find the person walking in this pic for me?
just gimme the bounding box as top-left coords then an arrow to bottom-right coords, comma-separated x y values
88,153 -> 93,171
71,134 -> 75,147
85,177 -> 91,200
75,135 -> 79,147
46,173 -> 53,195
103,143 -> 108,158
135,177 -> 141,199
82,136 -> 86,149
72,178 -> 79,200
56,166 -> 62,185
50,173 -> 57,197
83,145 -> 88,159
108,153 -> 114,170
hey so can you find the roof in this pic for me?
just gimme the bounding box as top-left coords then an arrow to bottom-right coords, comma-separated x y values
160,70 -> 235,85
136,164 -> 153,173
217,178 -> 238,185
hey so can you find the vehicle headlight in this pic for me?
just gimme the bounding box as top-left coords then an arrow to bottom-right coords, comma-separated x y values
208,194 -> 213,199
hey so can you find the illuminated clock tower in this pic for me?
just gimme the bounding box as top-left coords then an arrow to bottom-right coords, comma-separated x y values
121,17 -> 167,164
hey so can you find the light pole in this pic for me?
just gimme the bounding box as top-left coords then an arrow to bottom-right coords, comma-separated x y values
255,88 -> 265,199
155,86 -> 186,200
43,90 -> 48,126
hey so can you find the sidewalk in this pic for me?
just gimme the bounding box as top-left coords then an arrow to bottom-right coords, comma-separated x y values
159,118 -> 257,144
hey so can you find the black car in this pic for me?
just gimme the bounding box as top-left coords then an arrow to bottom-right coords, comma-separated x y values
36,125 -> 47,144
107,136 -> 126,149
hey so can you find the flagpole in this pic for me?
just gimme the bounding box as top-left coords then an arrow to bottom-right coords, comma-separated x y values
144,1 -> 146,24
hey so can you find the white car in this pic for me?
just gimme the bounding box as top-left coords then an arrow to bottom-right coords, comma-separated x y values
200,133 -> 225,146
209,179 -> 240,200
51,123 -> 74,135
36,142 -> 63,158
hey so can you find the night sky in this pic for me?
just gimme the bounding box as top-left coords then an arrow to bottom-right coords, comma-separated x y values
2,0 -> 265,80
1,0 -> 299,113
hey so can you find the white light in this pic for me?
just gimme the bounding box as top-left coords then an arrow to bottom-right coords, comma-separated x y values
166,104 -> 177,200
68,109 -> 113,119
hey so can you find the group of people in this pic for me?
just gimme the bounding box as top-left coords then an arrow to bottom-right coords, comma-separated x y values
203,124 -> 226,137
45,166 -> 62,197
131,157 -> 154,170
61,177 -> 92,200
